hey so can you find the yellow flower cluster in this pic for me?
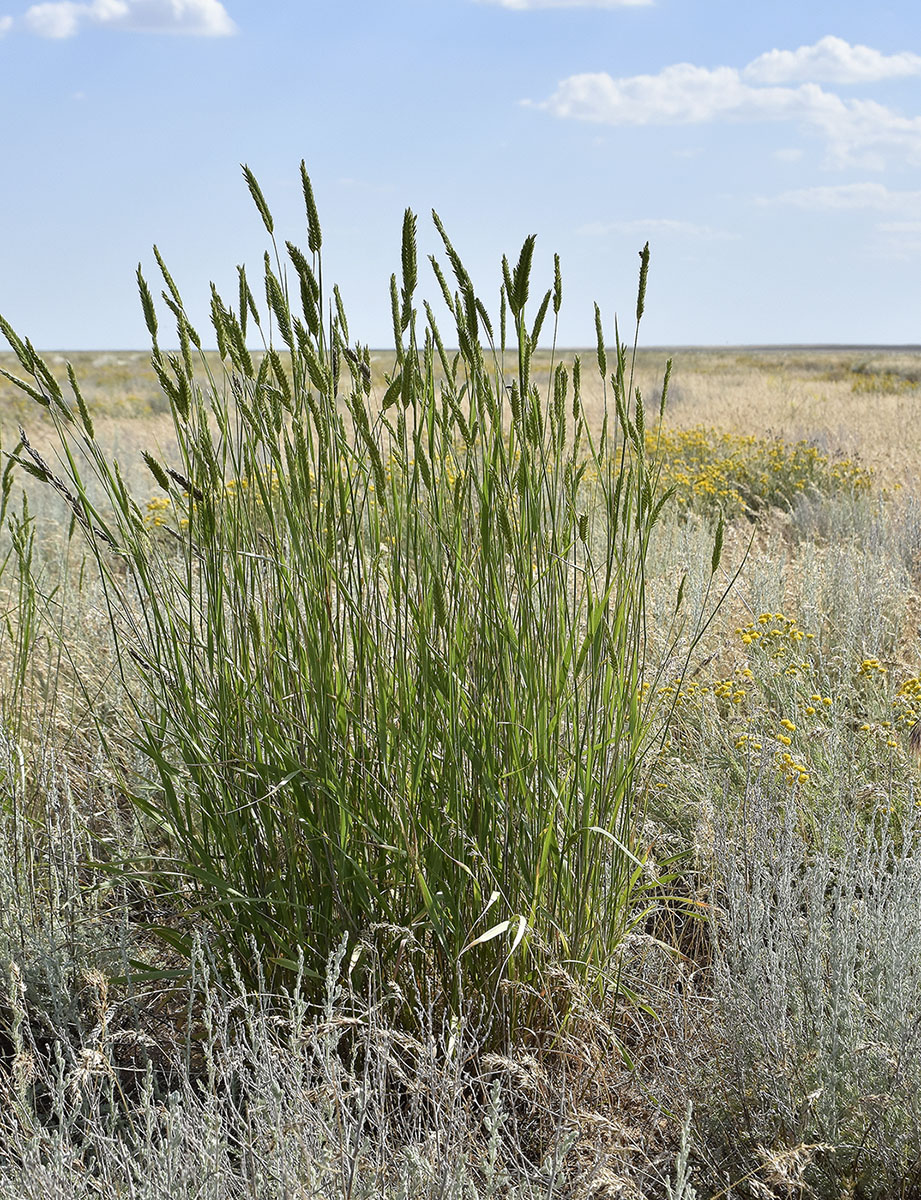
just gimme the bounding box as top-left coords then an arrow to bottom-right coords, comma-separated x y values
858,657 -> 888,678
145,495 -> 172,528
649,426 -> 872,519
659,674 -> 750,709
776,750 -> 810,786
894,676 -> 921,727
736,613 -> 814,670
732,716 -> 810,787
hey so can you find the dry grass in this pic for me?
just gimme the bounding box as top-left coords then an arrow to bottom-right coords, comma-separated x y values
3,341 -> 921,1197
7,345 -> 919,478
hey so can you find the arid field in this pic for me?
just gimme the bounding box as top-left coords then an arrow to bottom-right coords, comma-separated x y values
2,321 -> 921,1199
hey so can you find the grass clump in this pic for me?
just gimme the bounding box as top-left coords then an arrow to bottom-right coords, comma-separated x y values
0,165 -> 722,1042
653,426 -> 872,520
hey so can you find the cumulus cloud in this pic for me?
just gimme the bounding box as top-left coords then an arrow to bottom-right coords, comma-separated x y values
769,183 -> 921,211
474,0 -> 652,8
580,217 -> 738,240
23,0 -> 235,37
743,35 -> 921,85
532,40 -> 921,168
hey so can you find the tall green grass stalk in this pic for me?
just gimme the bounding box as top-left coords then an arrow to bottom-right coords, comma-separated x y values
0,166 -> 721,1037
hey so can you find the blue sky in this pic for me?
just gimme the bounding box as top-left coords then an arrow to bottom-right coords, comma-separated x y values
1,0 -> 920,348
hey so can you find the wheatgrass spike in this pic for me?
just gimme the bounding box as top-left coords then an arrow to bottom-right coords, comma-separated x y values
137,265 -> 159,349
661,357 -> 672,418
268,349 -> 292,408
501,255 -> 515,316
500,284 -> 507,355
530,288 -> 551,347
711,515 -> 724,575
594,303 -> 606,378
67,362 -> 94,439
0,367 -> 49,408
424,300 -> 451,381
25,343 -> 63,406
176,307 -> 194,377
390,275 -> 403,363
636,241 -> 650,323
0,314 -> 33,372
153,245 -> 183,309
333,285 -> 349,344
300,160 -> 322,254
462,283 -> 478,342
400,207 -> 417,332
210,285 -> 230,361
264,257 -> 293,348
238,265 -> 249,340
572,355 -> 581,418
239,265 -> 261,329
242,163 -> 274,236
511,234 -> 536,317
142,451 -> 171,493
152,356 -> 180,409
286,242 -> 320,335
428,255 -> 455,316
635,386 -> 645,448
475,297 -> 494,343
222,305 -> 253,378
432,211 -> 476,316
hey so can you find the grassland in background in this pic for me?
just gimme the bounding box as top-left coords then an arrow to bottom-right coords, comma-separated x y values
2,199 -> 921,1198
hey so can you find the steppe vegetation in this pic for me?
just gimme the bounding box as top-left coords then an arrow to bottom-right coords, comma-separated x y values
1,166 -> 921,1197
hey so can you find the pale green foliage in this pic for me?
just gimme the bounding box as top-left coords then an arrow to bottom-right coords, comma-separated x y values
706,776 -> 921,1196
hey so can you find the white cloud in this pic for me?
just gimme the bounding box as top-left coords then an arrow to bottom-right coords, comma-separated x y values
769,183 -> 921,211
24,0 -> 235,37
743,36 -> 921,85
532,46 -> 921,168
580,217 -> 739,240
474,0 -> 652,8
26,2 -> 82,36
0,14 -> 12,33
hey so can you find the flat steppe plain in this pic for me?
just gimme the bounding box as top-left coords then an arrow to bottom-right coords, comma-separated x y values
4,345 -> 919,486
2,344 -> 921,1195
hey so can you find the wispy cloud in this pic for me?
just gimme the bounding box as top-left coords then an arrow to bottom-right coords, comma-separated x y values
531,38 -> 921,168
0,14 -> 12,33
580,217 -> 739,240
743,35 -> 921,85
768,183 -> 921,211
23,0 -> 235,38
474,0 -> 652,8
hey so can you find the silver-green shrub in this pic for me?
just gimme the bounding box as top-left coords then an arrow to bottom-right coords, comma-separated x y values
706,771 -> 921,1195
